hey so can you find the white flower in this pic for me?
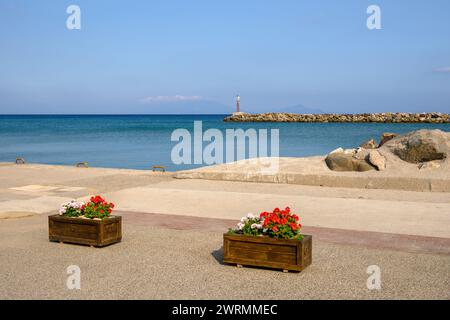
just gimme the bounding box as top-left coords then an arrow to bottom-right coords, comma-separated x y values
59,200 -> 84,215
240,217 -> 248,223
237,222 -> 245,230
246,213 -> 255,219
66,200 -> 84,209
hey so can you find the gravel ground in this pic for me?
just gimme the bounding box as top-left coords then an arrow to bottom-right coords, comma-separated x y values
0,216 -> 449,300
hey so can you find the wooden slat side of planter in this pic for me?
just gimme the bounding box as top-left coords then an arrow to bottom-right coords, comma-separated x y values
48,215 -> 121,247
298,234 -> 312,269
99,216 -> 122,246
223,234 -> 312,272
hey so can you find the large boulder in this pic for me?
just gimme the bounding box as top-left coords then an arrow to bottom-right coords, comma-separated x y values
325,152 -> 376,172
382,129 -> 449,163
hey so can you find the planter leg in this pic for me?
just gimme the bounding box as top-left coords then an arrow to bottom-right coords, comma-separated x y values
236,264 -> 243,268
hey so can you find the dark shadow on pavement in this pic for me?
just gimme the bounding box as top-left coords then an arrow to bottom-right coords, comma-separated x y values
211,247 -> 226,265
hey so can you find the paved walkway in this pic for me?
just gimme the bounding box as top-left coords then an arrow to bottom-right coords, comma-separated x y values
0,214 -> 449,300
120,211 -> 450,255
104,179 -> 450,238
1,163 -> 449,238
1,163 -> 449,299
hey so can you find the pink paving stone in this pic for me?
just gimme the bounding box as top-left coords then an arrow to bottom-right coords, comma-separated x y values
117,210 -> 450,256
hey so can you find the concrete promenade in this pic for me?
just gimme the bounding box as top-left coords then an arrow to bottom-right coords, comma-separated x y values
1,213 -> 449,299
0,162 -> 449,299
1,163 -> 449,238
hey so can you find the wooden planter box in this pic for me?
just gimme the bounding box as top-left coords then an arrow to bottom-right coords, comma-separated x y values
223,233 -> 312,272
49,215 -> 122,247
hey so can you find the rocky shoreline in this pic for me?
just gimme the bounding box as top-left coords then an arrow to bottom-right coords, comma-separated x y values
224,112 -> 450,123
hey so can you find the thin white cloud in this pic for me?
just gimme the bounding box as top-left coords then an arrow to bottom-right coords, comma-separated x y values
434,67 -> 450,73
140,95 -> 203,103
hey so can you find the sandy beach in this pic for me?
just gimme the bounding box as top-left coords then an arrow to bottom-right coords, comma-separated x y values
0,159 -> 449,299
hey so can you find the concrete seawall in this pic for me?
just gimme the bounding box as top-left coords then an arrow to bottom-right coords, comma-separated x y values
175,170 -> 450,192
174,157 -> 450,192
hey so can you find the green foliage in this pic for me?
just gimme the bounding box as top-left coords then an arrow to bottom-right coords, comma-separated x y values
64,207 -> 81,217
241,217 -> 263,236
82,202 -> 111,219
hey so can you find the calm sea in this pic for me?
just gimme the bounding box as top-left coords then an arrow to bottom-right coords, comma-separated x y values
0,115 -> 448,171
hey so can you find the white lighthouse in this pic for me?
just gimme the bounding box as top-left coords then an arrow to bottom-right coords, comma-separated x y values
236,94 -> 241,113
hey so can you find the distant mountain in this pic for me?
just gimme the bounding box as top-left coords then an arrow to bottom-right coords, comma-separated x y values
134,100 -> 231,114
126,100 -> 323,115
276,104 -> 324,114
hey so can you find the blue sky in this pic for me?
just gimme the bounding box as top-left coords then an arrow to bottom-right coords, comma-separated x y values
0,0 -> 449,114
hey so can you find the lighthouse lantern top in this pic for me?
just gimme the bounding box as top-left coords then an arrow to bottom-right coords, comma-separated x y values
236,95 -> 240,102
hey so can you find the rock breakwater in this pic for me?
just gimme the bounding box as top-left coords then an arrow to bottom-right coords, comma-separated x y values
224,112 -> 450,123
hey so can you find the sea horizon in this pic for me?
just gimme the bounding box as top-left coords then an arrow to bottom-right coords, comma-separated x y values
1,114 -> 448,171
